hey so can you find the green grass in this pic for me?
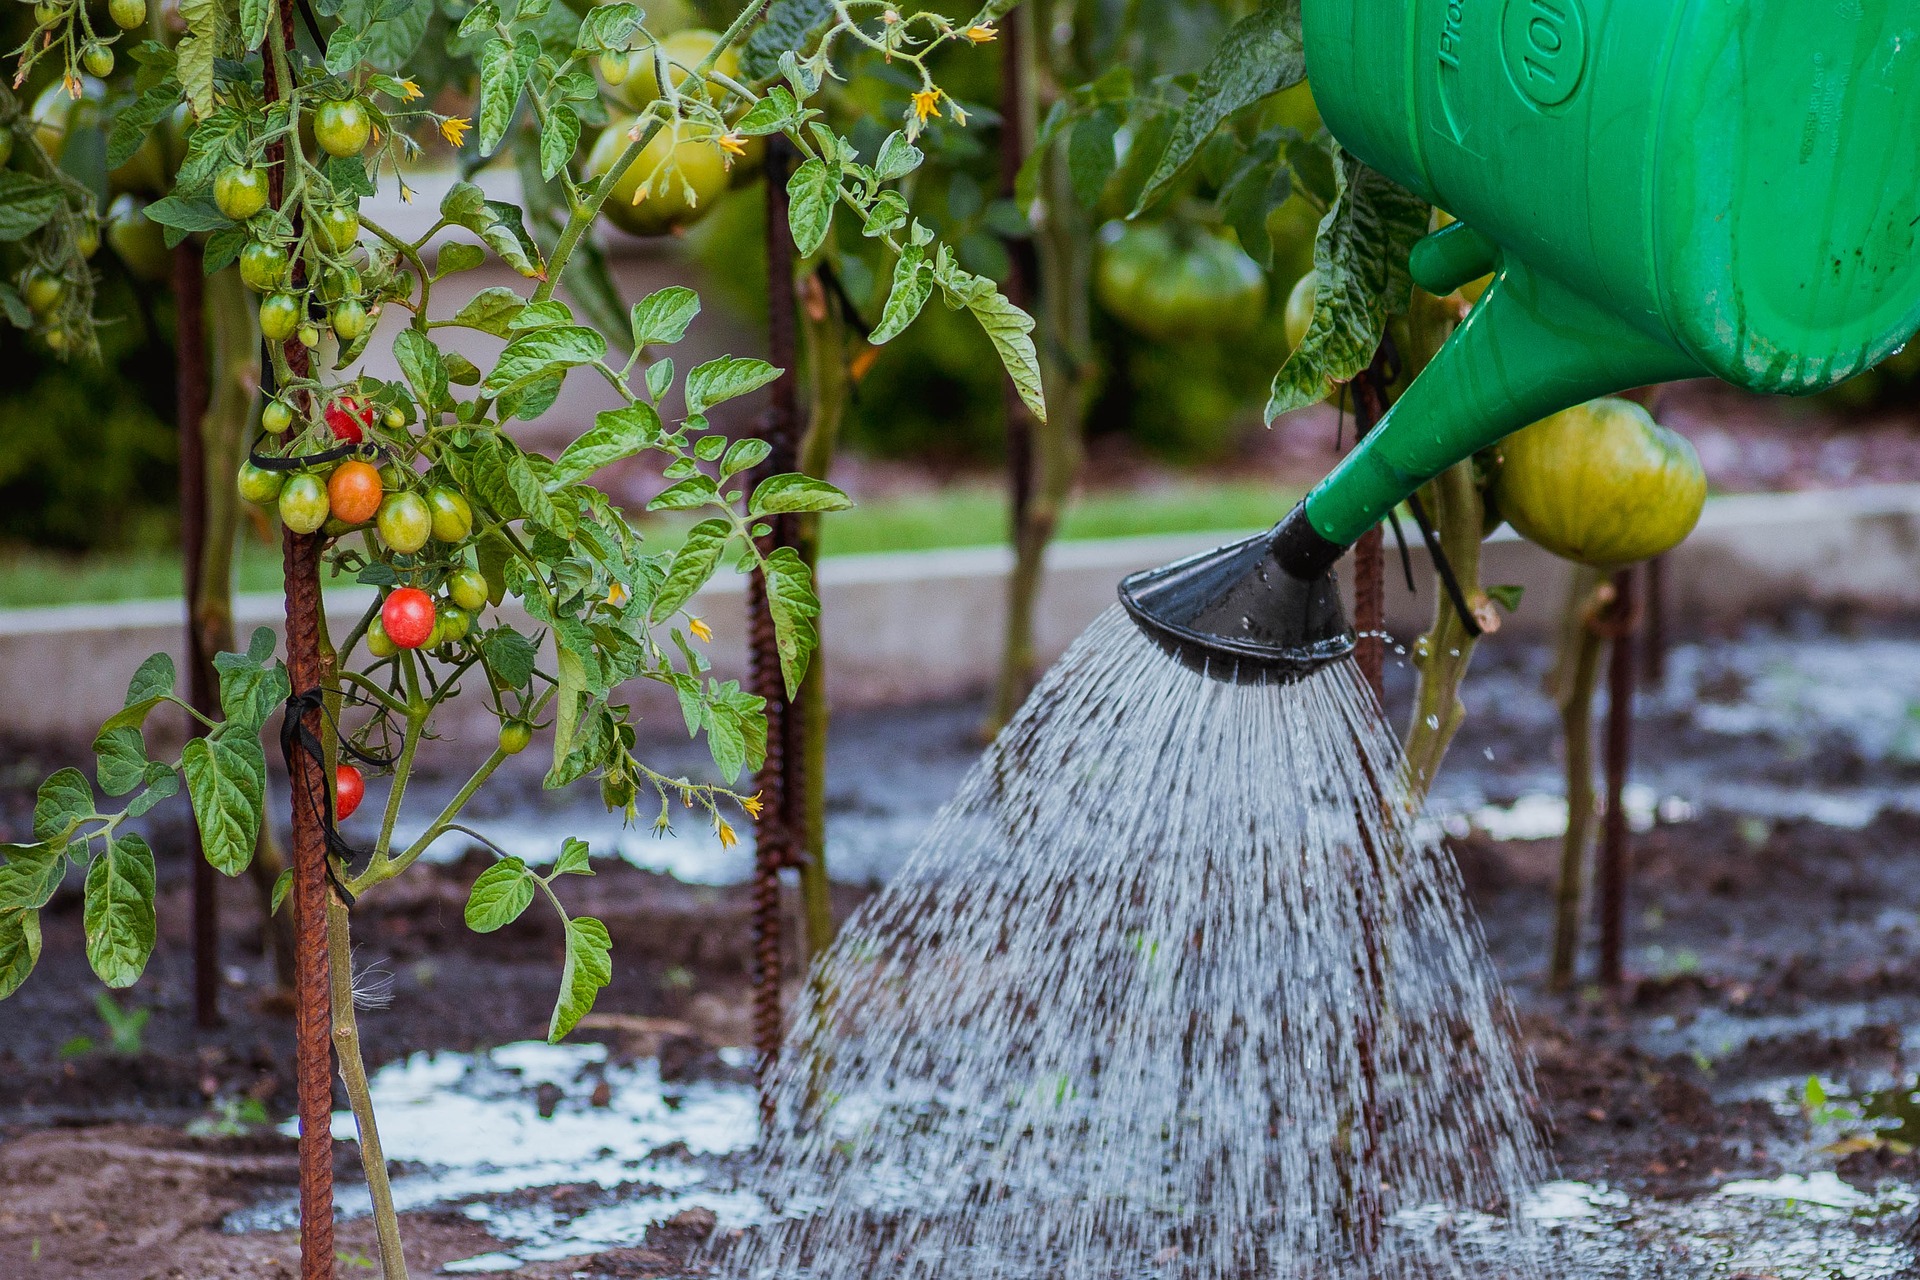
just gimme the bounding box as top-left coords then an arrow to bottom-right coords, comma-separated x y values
0,479 -> 1298,610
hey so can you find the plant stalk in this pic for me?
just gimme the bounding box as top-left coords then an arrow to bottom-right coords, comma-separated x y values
1598,566 -> 1638,988
1547,566 -> 1607,991
1400,460 -> 1491,800
328,896 -> 409,1280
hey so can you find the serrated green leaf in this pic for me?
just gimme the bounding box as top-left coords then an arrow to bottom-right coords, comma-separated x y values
433,242 -> 487,279
481,627 -> 538,689
239,0 -> 271,49
465,858 -> 536,932
868,242 -> 933,344
0,842 -> 67,912
540,105 -> 582,182
549,915 -> 613,1041
482,325 -> 607,396
553,837 -> 593,877
34,768 -> 92,843
478,37 -> 527,157
84,834 -> 156,988
684,356 -> 781,417
93,726 -> 149,798
654,518 -> 729,620
550,403 -> 663,486
938,267 -> 1047,422
873,131 -> 923,182
394,327 -> 451,410
450,285 -> 528,336
0,907 -> 41,1000
629,286 -> 699,348
106,85 -> 181,172
786,156 -> 834,258
1265,155 -> 1428,421
125,765 -> 180,819
762,545 -> 821,698
578,1 -> 643,50
1133,0 -> 1305,214
720,438 -> 770,478
177,0 -> 225,118
748,473 -> 852,516
647,476 -> 721,511
182,726 -> 264,877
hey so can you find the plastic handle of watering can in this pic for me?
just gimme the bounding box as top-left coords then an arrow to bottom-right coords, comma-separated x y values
1297,253 -> 1707,550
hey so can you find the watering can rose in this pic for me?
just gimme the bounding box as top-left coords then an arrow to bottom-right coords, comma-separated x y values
1491,398 -> 1706,569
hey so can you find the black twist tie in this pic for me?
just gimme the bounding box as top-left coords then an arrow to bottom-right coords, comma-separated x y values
279,686 -> 399,908
1404,491 -> 1485,639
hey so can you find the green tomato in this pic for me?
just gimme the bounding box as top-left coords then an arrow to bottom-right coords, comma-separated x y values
213,165 -> 269,221
108,0 -> 146,29
597,51 -> 630,85
1094,221 -> 1268,343
262,399 -> 294,434
447,567 -> 489,612
74,220 -> 98,259
43,328 -> 67,353
236,461 -> 283,506
22,269 -> 64,316
278,473 -> 330,534
426,487 -> 473,543
313,99 -> 372,158
238,240 -> 289,292
585,115 -> 731,237
437,604 -> 472,643
310,203 -> 361,254
376,491 -> 432,554
106,196 -> 168,282
316,265 -> 360,304
497,720 -> 533,755
331,298 -> 370,343
1492,398 -> 1708,569
259,293 -> 302,342
81,44 -> 114,78
365,616 -> 397,659
296,322 -> 321,349
1283,271 -> 1316,351
32,2 -> 63,25
383,406 -> 405,430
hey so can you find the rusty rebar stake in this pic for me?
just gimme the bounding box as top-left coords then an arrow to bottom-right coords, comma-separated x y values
747,138 -> 804,1094
1597,566 -> 1638,988
173,240 -> 221,1029
263,8 -> 334,1274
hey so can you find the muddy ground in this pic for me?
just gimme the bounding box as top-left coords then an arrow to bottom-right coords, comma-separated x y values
4,622 -> 1920,1276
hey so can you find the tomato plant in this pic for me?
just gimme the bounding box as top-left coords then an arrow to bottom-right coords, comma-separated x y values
0,1 -> 1046,1270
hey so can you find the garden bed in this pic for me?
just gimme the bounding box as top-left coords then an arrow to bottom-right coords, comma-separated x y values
3,619 -> 1920,1276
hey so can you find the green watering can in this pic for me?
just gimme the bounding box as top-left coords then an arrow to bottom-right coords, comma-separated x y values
1121,0 -> 1920,681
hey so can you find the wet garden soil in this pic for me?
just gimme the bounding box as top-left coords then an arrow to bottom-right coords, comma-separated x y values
5,618 -> 1920,1276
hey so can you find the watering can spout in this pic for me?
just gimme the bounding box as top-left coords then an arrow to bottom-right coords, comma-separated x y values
1119,249 -> 1700,684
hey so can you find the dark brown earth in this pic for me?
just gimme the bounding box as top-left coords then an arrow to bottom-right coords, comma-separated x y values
7,618 -> 1920,1276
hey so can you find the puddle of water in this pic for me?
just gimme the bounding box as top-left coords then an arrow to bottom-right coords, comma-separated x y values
225,1042 -> 767,1268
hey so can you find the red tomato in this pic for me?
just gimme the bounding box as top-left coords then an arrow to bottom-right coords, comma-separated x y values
324,395 -> 376,444
381,587 -> 436,650
335,763 -> 365,821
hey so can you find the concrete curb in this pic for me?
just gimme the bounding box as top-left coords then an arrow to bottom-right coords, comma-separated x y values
6,484 -> 1918,747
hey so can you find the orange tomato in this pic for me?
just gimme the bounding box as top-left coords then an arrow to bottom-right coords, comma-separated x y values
327,460 -> 384,526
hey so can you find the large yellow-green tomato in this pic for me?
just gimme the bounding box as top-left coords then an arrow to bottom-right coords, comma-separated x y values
587,116 -> 730,236
1094,222 -> 1268,343
278,473 -> 330,534
1492,397 -> 1707,568
606,29 -> 739,111
1283,270 -> 1316,350
106,196 -> 171,282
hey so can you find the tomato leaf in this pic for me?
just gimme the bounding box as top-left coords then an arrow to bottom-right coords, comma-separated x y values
393,327 -> 450,411
84,834 -> 156,989
1132,0 -> 1306,215
578,1 -> 643,50
34,768 -> 92,844
935,260 -> 1047,422
551,403 -> 664,487
553,837 -> 593,877
869,241 -> 934,344
748,473 -> 852,516
0,842 -> 67,912
480,627 -> 539,690
786,156 -> 835,258
213,643 -> 291,736
654,518 -> 730,620
629,286 -> 700,349
684,356 -> 781,417
0,907 -> 41,1000
477,35 -> 530,157
762,545 -> 821,698
548,914 -> 613,1041
93,726 -> 149,798
647,476 -> 721,511
1265,154 -> 1428,421
433,243 -> 487,280
539,105 -> 582,183
449,285 -> 527,336
482,326 -> 607,396
465,858 -> 537,932
182,725 -> 265,877
720,438 -> 770,479
270,868 -> 292,915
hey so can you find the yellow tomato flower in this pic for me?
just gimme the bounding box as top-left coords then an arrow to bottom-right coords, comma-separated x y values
688,616 -> 713,642
718,132 -> 748,158
740,793 -> 764,818
440,116 -> 471,148
716,819 -> 738,849
608,582 -> 630,607
964,24 -> 997,43
399,79 -> 424,101
911,88 -> 942,123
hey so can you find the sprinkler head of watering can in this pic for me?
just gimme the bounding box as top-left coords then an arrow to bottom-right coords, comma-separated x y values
1119,504 -> 1353,683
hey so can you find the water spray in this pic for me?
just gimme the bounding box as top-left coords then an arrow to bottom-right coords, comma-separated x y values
1125,0 -> 1920,676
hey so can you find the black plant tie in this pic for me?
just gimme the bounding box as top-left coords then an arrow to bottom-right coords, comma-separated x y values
1384,507 -> 1418,592
1404,491 -> 1485,639
279,687 -> 399,907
